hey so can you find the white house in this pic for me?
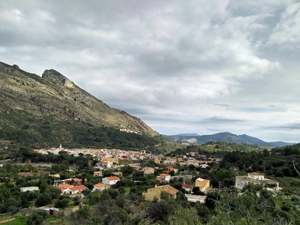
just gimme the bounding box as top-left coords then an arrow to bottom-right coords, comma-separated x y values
200,164 -> 210,169
102,176 -> 120,185
20,186 -> 39,192
156,174 -> 171,182
235,172 -> 280,190
62,185 -> 88,195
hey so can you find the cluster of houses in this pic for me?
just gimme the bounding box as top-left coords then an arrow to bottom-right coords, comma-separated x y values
142,177 -> 211,203
33,146 -> 218,170
54,176 -> 121,196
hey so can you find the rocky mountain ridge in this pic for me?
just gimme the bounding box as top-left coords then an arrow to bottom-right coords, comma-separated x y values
0,61 -> 157,146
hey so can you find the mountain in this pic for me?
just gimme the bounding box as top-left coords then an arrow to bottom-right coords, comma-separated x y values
0,61 -> 158,148
163,132 -> 293,147
176,133 -> 199,136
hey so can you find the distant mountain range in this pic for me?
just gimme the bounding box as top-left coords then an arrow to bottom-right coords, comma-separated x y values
163,132 -> 294,147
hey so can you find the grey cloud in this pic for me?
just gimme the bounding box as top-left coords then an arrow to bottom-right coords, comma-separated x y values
0,0 -> 300,142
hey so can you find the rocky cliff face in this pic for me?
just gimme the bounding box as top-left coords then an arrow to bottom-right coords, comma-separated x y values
0,61 -> 157,137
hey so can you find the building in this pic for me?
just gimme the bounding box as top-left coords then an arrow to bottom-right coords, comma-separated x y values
195,178 -> 210,194
112,172 -> 123,177
130,165 -> 141,171
102,176 -> 120,185
20,186 -> 39,192
182,183 -> 193,193
185,194 -> 206,203
72,178 -> 87,185
142,185 -> 179,201
235,172 -> 280,190
166,166 -> 178,174
63,185 -> 88,195
143,167 -> 155,175
57,184 -> 73,192
199,164 -> 210,169
156,174 -> 171,182
93,171 -> 103,177
92,183 -> 110,192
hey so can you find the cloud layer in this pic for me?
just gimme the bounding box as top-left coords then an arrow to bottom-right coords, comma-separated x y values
1,0 -> 300,142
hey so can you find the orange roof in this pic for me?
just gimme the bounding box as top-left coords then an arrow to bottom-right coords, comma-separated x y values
73,178 -> 87,182
160,174 -> 170,177
196,178 -> 209,184
156,177 -> 164,181
182,183 -> 192,189
70,185 -> 88,191
143,167 -> 152,170
94,183 -> 105,188
57,184 -> 73,190
106,176 -> 120,181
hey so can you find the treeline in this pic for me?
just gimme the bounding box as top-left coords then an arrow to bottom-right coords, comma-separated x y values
167,141 -> 263,157
0,120 -> 164,151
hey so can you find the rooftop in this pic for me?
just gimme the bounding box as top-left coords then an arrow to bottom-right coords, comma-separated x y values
157,185 -> 179,195
105,176 -> 120,181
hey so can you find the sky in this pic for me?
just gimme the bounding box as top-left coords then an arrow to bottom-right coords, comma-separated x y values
1,0 -> 300,143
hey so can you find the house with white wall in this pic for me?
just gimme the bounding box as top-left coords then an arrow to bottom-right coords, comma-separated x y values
102,176 -> 120,185
235,172 -> 280,190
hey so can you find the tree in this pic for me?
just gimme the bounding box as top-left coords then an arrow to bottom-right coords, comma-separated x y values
161,191 -> 169,200
35,193 -> 52,207
147,201 -> 173,222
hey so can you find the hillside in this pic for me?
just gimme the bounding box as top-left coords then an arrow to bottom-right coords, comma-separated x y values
0,61 -> 159,149
164,132 -> 293,147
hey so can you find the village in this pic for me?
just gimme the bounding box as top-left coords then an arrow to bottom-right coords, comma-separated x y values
5,145 -> 280,218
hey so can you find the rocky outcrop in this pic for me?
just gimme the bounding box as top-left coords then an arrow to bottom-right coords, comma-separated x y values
0,61 -> 157,136
42,69 -> 74,88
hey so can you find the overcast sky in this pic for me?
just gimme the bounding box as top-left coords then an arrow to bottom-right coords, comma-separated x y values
1,0 -> 300,142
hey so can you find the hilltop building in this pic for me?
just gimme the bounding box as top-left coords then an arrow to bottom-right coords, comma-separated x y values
235,172 -> 280,191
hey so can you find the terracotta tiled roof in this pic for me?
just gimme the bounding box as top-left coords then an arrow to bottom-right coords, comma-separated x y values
57,184 -> 73,190
160,174 -> 170,177
196,178 -> 209,184
156,177 -> 164,181
106,176 -> 120,181
94,183 -> 105,188
70,185 -> 88,191
157,185 -> 179,195
182,183 -> 192,189
143,167 -> 152,170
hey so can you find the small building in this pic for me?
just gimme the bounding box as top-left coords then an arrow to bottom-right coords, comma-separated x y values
63,185 -> 88,195
93,171 -> 103,177
20,186 -> 39,192
112,172 -> 123,177
154,159 -> 162,164
182,183 -> 193,193
57,184 -> 73,192
195,178 -> 210,194
156,174 -> 171,182
235,172 -> 280,191
142,185 -> 179,201
92,183 -> 110,192
102,176 -> 120,185
185,194 -> 206,203
199,164 -> 210,169
130,165 -> 141,171
143,167 -> 155,175
166,166 -> 178,174
72,178 -> 87,185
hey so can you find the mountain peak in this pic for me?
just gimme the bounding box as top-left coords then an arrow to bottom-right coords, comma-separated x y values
42,69 -> 74,88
